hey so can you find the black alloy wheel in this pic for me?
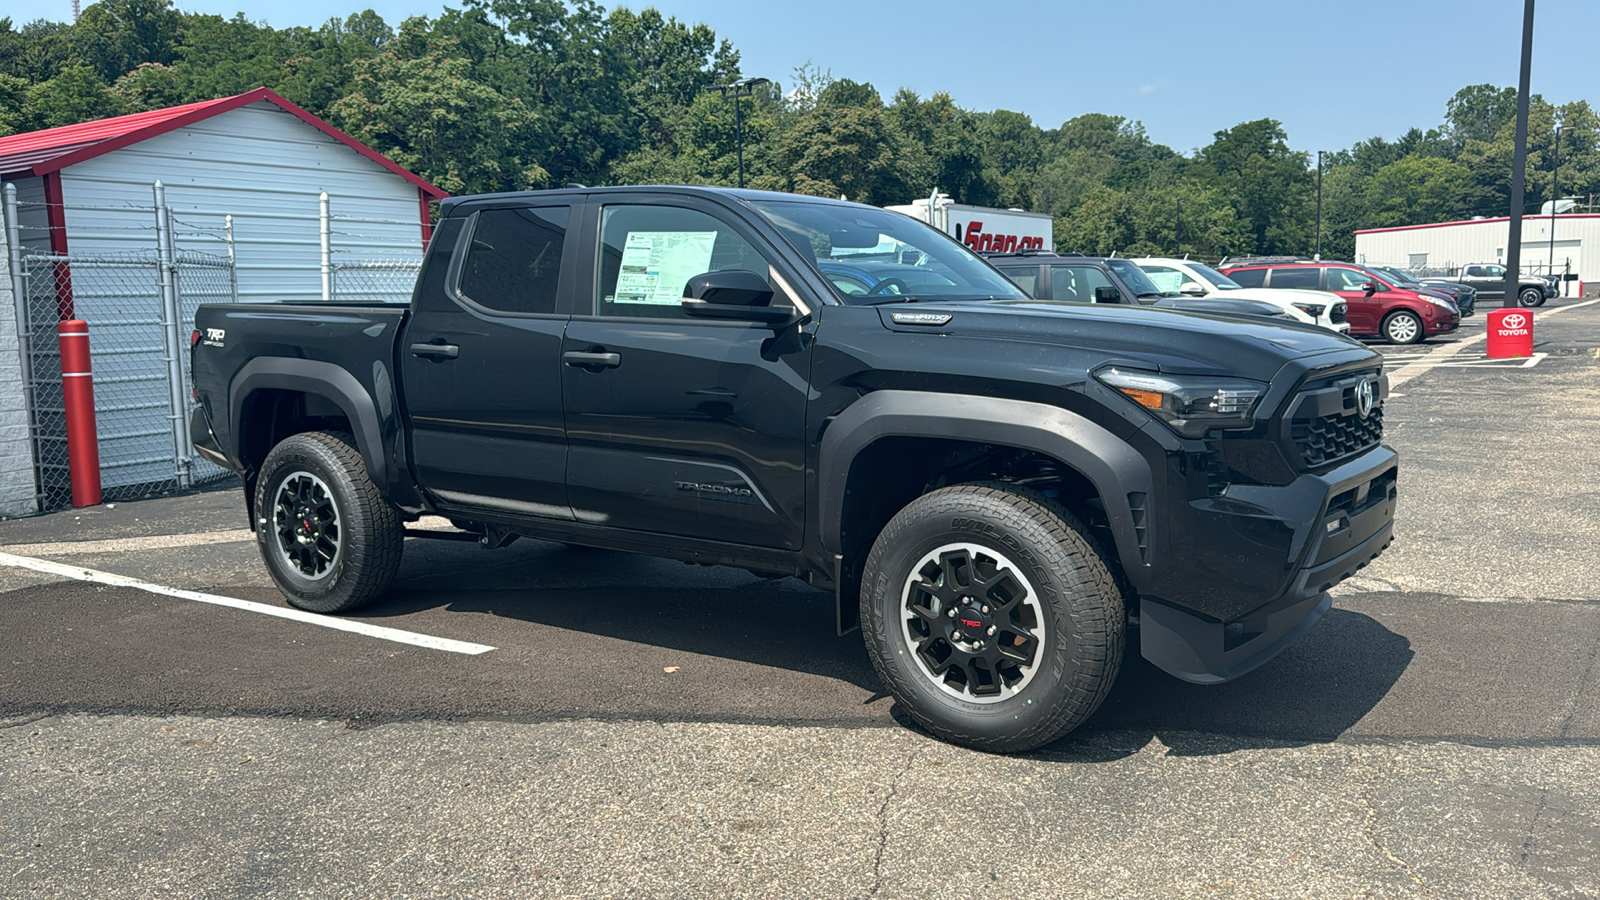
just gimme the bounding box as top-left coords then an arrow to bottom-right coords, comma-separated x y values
273,470 -> 341,580
861,482 -> 1126,753
255,431 -> 403,613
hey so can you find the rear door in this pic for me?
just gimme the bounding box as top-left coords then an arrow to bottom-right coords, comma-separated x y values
996,264 -> 1044,299
401,203 -> 577,519
558,195 -> 813,549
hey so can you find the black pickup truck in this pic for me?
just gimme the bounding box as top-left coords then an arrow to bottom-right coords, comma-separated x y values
191,186 -> 1397,752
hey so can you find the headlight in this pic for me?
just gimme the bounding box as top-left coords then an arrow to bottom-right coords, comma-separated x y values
1420,295 -> 1454,311
1290,302 -> 1326,317
1095,367 -> 1266,438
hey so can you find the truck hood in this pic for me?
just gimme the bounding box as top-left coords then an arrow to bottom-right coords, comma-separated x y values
875,298 -> 1371,380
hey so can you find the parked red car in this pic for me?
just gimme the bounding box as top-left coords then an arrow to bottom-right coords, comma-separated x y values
1220,261 -> 1459,344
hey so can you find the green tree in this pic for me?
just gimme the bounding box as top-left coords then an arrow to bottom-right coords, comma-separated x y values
883,89 -> 987,204
1365,156 -> 1475,227
331,16 -> 546,194
772,104 -> 901,203
23,63 -> 121,130
1445,83 -> 1519,151
1197,119 -> 1310,254
71,0 -> 185,83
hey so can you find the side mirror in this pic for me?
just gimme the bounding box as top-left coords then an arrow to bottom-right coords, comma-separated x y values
1093,285 -> 1121,304
681,270 -> 796,325
1360,282 -> 1377,294
1180,283 -> 1207,297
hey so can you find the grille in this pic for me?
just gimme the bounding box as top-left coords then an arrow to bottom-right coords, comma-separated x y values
1292,405 -> 1383,467
1330,303 -> 1347,324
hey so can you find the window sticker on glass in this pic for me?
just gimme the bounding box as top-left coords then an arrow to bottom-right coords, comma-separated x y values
613,231 -> 717,305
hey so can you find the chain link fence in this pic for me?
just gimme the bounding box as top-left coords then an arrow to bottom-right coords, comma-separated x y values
17,247 -> 237,509
331,257 -> 421,304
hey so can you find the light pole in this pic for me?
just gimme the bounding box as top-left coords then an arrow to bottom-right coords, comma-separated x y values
1549,122 -> 1561,295
1315,150 -> 1328,260
706,77 -> 770,189
1503,0 -> 1536,309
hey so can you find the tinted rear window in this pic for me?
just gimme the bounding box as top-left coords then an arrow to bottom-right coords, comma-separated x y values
1268,267 -> 1320,289
1228,268 -> 1266,287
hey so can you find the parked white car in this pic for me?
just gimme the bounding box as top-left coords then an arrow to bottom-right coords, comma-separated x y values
1131,257 -> 1351,334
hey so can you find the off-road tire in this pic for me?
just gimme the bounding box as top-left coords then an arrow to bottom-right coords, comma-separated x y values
254,431 -> 403,613
1518,287 -> 1543,308
860,482 -> 1126,753
1381,310 -> 1424,345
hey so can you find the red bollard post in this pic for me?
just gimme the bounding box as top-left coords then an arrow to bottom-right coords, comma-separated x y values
57,319 -> 102,507
1486,308 -> 1534,359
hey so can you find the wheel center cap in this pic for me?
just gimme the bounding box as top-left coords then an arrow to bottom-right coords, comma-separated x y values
949,599 -> 990,642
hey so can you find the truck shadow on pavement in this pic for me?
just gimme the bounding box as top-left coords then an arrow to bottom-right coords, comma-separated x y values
1051,607 -> 1415,759
366,542 -> 1414,757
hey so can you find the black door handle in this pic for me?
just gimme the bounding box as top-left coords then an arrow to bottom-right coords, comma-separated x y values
410,342 -> 459,360
563,351 -> 622,369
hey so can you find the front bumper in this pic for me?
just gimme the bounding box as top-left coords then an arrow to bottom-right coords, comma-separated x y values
1139,444 -> 1398,683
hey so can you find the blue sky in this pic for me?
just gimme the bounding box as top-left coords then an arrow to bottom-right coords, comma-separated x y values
11,0 -> 1597,156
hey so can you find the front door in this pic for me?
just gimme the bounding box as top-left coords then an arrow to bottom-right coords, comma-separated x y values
559,197 -> 812,549
401,203 -> 576,520
1460,264 -> 1507,299
1320,266 -> 1383,334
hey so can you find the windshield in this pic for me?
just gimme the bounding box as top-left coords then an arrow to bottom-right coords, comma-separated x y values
1104,258 -> 1164,297
1189,263 -> 1243,290
748,200 -> 1029,304
1381,267 -> 1420,285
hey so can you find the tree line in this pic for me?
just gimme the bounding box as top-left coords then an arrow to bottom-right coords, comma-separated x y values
3,0 -> 1596,261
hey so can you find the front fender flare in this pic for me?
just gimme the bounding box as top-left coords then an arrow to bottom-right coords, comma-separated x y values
817,390 -> 1154,586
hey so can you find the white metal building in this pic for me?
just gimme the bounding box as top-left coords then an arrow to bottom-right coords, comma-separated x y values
1354,214 -> 1600,297
0,88 -> 446,512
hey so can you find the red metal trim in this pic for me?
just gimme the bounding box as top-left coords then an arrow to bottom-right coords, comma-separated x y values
1353,214 -> 1600,235
419,187 -> 434,249
29,87 -> 448,200
42,171 -> 74,320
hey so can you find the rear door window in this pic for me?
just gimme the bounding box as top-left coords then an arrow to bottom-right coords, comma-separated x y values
455,207 -> 569,315
1267,267 -> 1321,289
1228,268 -> 1266,287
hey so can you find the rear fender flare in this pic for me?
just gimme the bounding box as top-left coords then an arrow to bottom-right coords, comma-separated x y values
228,357 -> 388,490
817,390 -> 1154,584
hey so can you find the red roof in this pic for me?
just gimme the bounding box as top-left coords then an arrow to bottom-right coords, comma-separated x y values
0,87 -> 446,199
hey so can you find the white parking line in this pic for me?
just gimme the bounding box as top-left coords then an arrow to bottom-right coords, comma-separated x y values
1387,297 -> 1600,389
0,550 -> 496,656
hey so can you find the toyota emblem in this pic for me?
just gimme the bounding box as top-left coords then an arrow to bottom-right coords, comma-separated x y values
1503,313 -> 1527,329
1355,378 -> 1376,418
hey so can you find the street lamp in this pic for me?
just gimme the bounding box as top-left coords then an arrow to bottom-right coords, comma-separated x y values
1548,122 -> 1561,295
1503,0 -> 1536,309
706,76 -> 770,189
1315,150 -> 1329,260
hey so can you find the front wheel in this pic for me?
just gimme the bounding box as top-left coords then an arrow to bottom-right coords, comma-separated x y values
860,483 -> 1126,753
1382,310 -> 1424,344
1518,287 -> 1543,308
254,431 -> 403,613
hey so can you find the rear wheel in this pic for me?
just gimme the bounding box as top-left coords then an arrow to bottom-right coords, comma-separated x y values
1381,310 -> 1423,344
255,431 -> 403,613
1518,287 -> 1543,308
860,483 -> 1125,753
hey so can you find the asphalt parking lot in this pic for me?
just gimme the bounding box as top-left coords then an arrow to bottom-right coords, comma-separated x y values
3,297 -> 1599,898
